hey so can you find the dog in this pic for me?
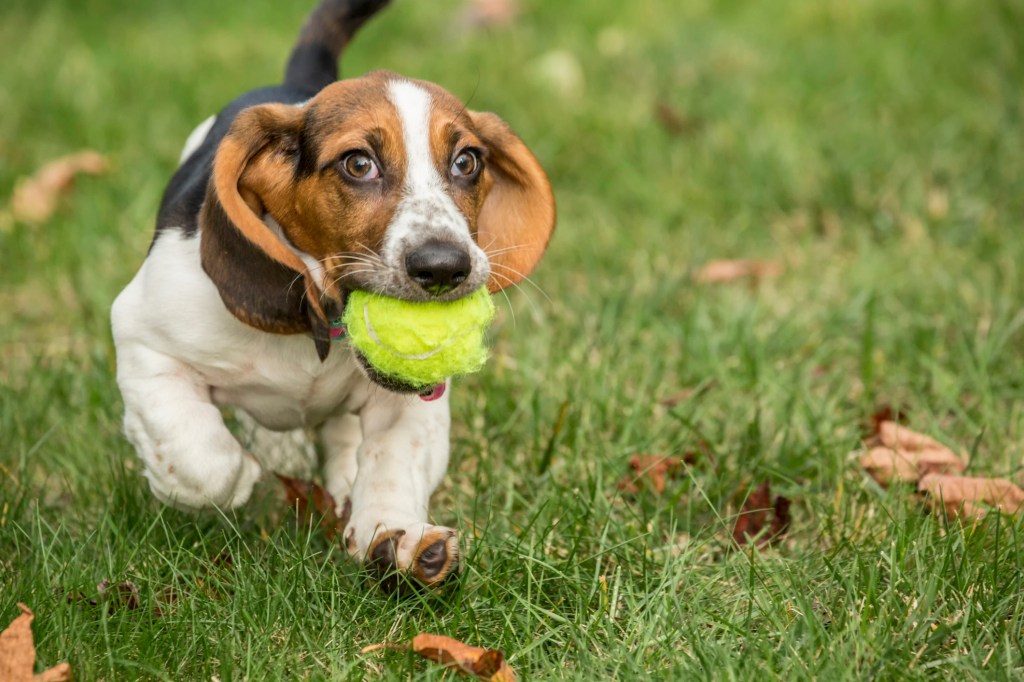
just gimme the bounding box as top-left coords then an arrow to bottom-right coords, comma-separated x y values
110,0 -> 554,589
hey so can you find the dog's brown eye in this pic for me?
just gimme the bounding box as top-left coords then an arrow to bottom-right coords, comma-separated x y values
341,153 -> 379,180
450,150 -> 480,178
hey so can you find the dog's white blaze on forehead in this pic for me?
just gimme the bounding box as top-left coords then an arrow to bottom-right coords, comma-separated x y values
380,79 -> 490,293
387,80 -> 443,193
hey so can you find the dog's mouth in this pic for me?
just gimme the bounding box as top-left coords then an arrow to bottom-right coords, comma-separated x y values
352,350 -> 446,400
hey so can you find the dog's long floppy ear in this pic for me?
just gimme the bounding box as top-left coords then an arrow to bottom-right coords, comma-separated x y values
208,102 -> 331,329
469,112 -> 555,293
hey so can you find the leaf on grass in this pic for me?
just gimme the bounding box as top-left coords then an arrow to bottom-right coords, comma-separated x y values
0,604 -> 72,682
859,446 -> 966,485
11,151 -> 109,224
693,259 -> 783,284
659,380 -> 716,408
96,580 -> 141,612
918,474 -> 1024,519
458,0 -> 519,28
858,421 -> 966,485
732,481 -> 791,547
617,454 -> 686,495
654,101 -> 702,136
873,420 -> 948,452
277,474 -> 350,542
151,587 -> 180,619
866,404 -> 911,437
363,633 -> 516,681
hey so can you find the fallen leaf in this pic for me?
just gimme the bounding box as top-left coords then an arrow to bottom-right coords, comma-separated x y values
211,549 -> 234,569
866,404 -> 911,437
873,420 -> 947,452
96,580 -> 141,613
858,420 -> 966,486
859,446 -> 966,485
770,494 -> 792,539
363,633 -> 516,681
659,380 -> 716,408
151,587 -> 180,619
654,101 -> 702,136
459,0 -> 519,28
0,605 -> 34,682
732,481 -> 791,547
11,151 -> 108,224
694,259 -> 783,284
36,665 -> 72,682
277,474 -> 350,542
918,474 -> 1024,519
0,604 -> 73,682
617,454 -> 685,495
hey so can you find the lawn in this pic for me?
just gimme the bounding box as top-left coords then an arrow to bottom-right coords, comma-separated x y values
2,0 -> 1024,679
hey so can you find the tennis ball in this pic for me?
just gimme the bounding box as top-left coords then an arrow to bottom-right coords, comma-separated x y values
343,287 -> 496,390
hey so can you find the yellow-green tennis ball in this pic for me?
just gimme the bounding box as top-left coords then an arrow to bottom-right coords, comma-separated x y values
343,287 -> 496,390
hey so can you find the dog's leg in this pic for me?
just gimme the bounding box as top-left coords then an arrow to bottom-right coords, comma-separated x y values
343,388 -> 459,589
236,411 -> 317,480
319,411 -> 361,511
116,341 -> 262,510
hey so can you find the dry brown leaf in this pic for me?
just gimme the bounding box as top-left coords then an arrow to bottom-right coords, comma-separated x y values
693,259 -> 783,284
0,604 -> 73,682
152,587 -> 180,619
918,474 -> 1024,519
866,404 -> 911,438
732,481 -> 791,547
363,633 -> 516,681
617,454 -> 685,495
277,474 -> 350,542
0,604 -> 34,682
459,0 -> 519,28
874,421 -> 947,452
11,151 -> 108,224
36,664 -> 72,682
771,495 -> 792,540
659,387 -> 699,408
858,420 -> 966,486
659,380 -> 716,408
654,101 -> 702,136
96,580 -> 141,613
859,446 -> 966,486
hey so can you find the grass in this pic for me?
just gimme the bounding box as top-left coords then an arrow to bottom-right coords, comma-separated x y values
2,0 -> 1024,678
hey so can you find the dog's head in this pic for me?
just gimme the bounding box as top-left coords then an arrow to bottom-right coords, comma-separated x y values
201,70 -> 554,365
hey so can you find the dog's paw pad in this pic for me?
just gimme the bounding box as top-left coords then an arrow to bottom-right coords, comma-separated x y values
366,527 -> 460,592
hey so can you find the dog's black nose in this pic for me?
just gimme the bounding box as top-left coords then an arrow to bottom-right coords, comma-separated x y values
405,241 -> 471,295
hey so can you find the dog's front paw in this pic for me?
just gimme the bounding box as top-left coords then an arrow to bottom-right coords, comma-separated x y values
347,520 -> 460,591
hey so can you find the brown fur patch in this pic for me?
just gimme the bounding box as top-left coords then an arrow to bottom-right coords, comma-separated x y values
468,111 -> 556,292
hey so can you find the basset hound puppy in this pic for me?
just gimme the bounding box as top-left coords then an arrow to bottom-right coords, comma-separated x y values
111,0 -> 554,589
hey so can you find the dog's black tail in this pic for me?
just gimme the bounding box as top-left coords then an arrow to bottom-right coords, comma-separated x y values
284,0 -> 391,94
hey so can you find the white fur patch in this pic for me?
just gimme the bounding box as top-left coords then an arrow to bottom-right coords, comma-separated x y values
381,81 -> 488,285
265,215 -> 326,290
388,81 -> 445,194
179,115 -> 216,165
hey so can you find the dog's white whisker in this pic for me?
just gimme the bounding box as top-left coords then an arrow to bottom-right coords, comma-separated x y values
489,262 -> 552,304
